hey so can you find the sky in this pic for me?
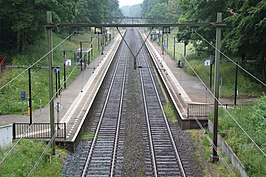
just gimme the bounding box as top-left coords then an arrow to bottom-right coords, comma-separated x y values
119,0 -> 143,7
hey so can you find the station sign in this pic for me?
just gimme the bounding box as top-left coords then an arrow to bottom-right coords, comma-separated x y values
20,90 -> 26,101
204,60 -> 211,66
65,59 -> 71,66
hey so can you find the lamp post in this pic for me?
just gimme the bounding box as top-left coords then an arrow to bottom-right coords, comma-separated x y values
80,42 -> 83,71
234,61 -> 238,105
95,27 -> 102,52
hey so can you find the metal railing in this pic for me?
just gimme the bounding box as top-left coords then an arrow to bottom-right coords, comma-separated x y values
0,55 -> 6,71
13,123 -> 66,140
187,103 -> 212,118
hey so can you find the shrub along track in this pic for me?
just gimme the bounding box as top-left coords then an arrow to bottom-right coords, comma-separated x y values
62,28 -> 204,177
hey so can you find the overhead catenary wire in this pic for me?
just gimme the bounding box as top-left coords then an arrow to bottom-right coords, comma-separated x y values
0,31 -> 76,92
182,49 -> 266,157
0,52 -> 86,166
194,119 -> 236,177
27,132 -> 57,177
142,30 -> 236,175
194,30 -> 266,87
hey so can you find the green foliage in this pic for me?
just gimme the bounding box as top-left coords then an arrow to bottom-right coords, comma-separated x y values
81,131 -> 95,141
163,102 -> 177,123
142,0 -> 181,24
188,130 -> 240,176
185,59 -> 264,97
212,96 -> 266,177
0,32 -> 99,115
178,0 -> 266,82
121,4 -> 142,17
74,0 -> 122,23
0,139 -> 64,177
0,0 -> 121,52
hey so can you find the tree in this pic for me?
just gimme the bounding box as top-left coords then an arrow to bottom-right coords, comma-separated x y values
142,0 -> 181,24
0,0 -> 77,53
178,0 -> 266,81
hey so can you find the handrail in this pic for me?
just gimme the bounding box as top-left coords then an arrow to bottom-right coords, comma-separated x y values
0,55 -> 6,70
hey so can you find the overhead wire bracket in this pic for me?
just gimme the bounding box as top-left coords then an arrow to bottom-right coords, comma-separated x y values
116,27 -> 154,69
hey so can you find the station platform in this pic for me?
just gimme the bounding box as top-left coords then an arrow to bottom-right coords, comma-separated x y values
0,34 -> 122,149
0,30 -> 256,148
142,32 -> 256,129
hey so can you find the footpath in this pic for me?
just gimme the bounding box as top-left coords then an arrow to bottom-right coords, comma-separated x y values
148,39 -> 256,106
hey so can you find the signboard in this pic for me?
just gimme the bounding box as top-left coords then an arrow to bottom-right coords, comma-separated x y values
54,67 -> 60,73
65,59 -> 71,66
204,60 -> 211,66
54,103 -> 63,111
20,90 -> 26,101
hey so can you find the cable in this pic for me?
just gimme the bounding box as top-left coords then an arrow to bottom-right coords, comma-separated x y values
182,53 -> 266,157
27,132 -> 57,177
0,53 -> 84,166
27,35 -> 102,176
145,34 -> 236,175
194,30 -> 266,87
194,119 -> 236,177
0,31 -> 76,92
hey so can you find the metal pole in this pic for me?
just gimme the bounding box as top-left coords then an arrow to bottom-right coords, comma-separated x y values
184,42 -> 187,71
210,63 -> 213,89
58,69 -> 61,95
212,12 -> 222,163
63,51 -> 66,89
167,34 -> 168,50
91,36 -> 93,59
55,71 -> 58,97
162,34 -> 164,55
47,11 -> 55,155
28,68 -> 32,125
101,35 -> 104,55
174,37 -> 176,60
234,62 -> 238,105
57,101 -> 60,130
98,33 -> 100,51
80,42 -> 83,71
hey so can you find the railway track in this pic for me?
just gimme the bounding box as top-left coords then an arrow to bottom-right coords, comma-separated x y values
135,30 -> 192,177
80,31 -> 128,177
69,28 -> 195,176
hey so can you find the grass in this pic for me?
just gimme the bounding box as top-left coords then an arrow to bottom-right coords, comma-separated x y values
185,60 -> 264,98
150,59 -> 178,123
163,102 -> 177,123
0,139 -> 67,177
81,131 -> 94,141
0,30 -> 107,115
209,95 -> 266,177
188,130 -> 241,177
158,29 -> 265,98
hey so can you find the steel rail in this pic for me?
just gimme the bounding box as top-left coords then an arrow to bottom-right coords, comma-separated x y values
81,35 -> 127,177
137,30 -> 187,176
110,44 -> 128,177
139,55 -> 158,177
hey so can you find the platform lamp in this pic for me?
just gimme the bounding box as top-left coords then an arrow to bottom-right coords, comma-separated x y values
94,27 -> 103,52
63,50 -> 74,89
162,27 -> 171,55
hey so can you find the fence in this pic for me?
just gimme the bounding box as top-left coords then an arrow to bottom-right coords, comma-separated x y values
13,123 -> 66,140
187,103 -> 212,118
0,55 -> 6,71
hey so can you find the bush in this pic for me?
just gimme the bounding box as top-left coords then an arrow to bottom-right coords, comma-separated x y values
0,139 -> 64,177
212,96 -> 266,177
